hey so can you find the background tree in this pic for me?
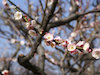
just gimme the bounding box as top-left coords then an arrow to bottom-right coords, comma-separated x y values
0,0 -> 100,75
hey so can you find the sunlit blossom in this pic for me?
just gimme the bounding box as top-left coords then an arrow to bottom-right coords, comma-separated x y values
31,20 -> 36,26
14,11 -> 22,20
76,41 -> 85,47
44,33 -> 54,41
69,7 -> 73,11
70,32 -> 77,38
61,41 -> 67,47
20,40 -> 25,45
28,30 -> 36,37
54,36 -> 62,43
25,22 -> 30,28
50,42 -> 56,48
48,0 -> 53,6
76,0 -> 80,6
83,42 -> 90,51
92,48 -> 100,59
66,39 -> 71,44
67,44 -> 76,51
2,0 -> 7,6
10,39 -> 16,44
2,70 -> 9,75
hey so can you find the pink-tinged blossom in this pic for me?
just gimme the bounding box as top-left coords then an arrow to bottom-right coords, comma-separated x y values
69,7 -> 73,11
61,41 -> 67,47
10,39 -> 16,44
75,0 -> 80,6
83,42 -> 90,51
67,44 -> 76,52
92,48 -> 100,59
28,30 -> 36,37
44,33 -> 54,41
69,32 -> 78,41
88,49 -> 92,53
76,41 -> 85,47
31,20 -> 36,26
20,40 -> 25,46
44,40 -> 50,46
70,32 -> 77,38
66,39 -> 71,44
28,25 -> 34,30
50,42 -> 56,48
54,36 -> 61,42
14,11 -> 22,20
2,70 -> 9,75
48,0 -> 53,6
25,22 -> 30,28
2,0 -> 7,6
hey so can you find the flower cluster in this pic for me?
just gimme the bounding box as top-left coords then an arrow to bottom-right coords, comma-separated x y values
44,33 -> 100,59
14,10 -> 38,37
2,70 -> 9,75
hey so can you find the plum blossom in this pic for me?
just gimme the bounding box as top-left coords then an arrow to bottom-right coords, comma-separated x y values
75,0 -> 80,6
69,7 -> 73,11
50,42 -> 56,48
76,41 -> 85,47
2,70 -> 9,75
54,36 -> 62,43
25,22 -> 30,28
14,11 -> 22,20
92,48 -> 100,59
44,33 -> 54,41
48,0 -> 53,6
31,20 -> 36,26
28,30 -> 36,37
2,0 -> 7,6
61,41 -> 67,47
20,40 -> 25,45
67,43 -> 76,51
83,42 -> 90,51
70,32 -> 77,38
69,32 -> 78,40
66,39 -> 72,44
10,39 -> 16,44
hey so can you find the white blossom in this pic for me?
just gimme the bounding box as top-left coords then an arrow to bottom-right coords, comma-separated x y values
31,20 -> 36,26
25,22 -> 30,28
76,41 -> 85,47
92,48 -> 100,59
2,70 -> 9,74
14,11 -> 22,20
2,0 -> 7,5
44,33 -> 54,41
10,39 -> 16,44
67,44 -> 76,51
20,40 -> 25,45
83,42 -> 90,51
28,30 -> 36,37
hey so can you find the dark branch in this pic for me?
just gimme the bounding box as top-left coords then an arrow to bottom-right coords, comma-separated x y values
47,9 -> 100,30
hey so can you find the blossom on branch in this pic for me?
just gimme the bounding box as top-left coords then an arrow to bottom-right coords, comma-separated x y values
50,42 -> 56,48
2,70 -> 9,75
28,30 -> 36,37
76,41 -> 85,47
54,36 -> 62,43
92,48 -> 100,59
83,42 -> 90,51
67,43 -> 76,52
44,33 -> 54,41
2,0 -> 7,6
14,11 -> 22,20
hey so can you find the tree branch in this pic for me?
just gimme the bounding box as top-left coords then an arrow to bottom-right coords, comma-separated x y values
47,9 -> 100,30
